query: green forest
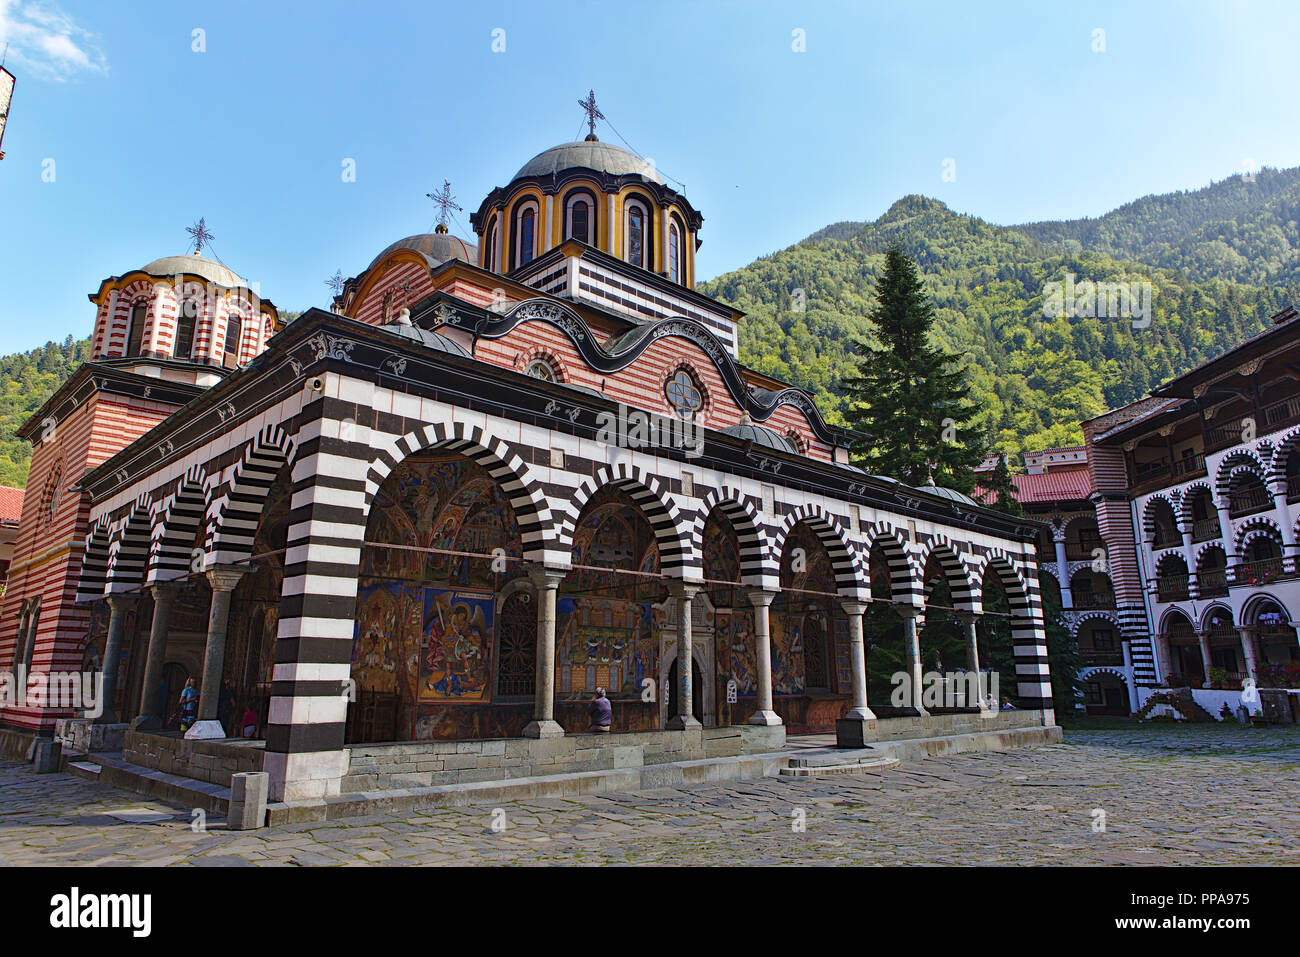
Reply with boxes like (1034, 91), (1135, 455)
(3, 168), (1300, 489)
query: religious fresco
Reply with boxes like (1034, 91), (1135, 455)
(555, 595), (654, 700)
(352, 582), (417, 698)
(769, 522), (844, 699)
(420, 589), (493, 701)
(363, 452), (524, 591)
(715, 608), (757, 695)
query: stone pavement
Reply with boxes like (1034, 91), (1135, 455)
(1, 722), (1298, 866)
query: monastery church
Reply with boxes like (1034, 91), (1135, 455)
(0, 100), (1053, 803)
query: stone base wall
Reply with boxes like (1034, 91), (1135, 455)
(0, 727), (42, 761)
(857, 709), (1049, 742)
(341, 725), (786, 793)
(122, 731), (265, 788)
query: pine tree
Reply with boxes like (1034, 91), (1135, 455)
(843, 244), (985, 492)
(982, 454), (1023, 516)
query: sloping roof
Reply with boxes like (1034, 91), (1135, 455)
(0, 485), (23, 524)
(1012, 468), (1094, 503)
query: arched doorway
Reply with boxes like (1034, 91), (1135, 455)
(666, 655), (703, 723)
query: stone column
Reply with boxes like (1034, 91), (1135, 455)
(523, 567), (566, 738)
(900, 606), (927, 717)
(1179, 523), (1198, 598)
(667, 581), (703, 730)
(188, 566), (246, 739)
(1270, 481), (1297, 572)
(1215, 500), (1235, 558)
(131, 582), (180, 730)
(744, 589), (781, 726)
(97, 594), (134, 724)
(1196, 628), (1215, 690)
(960, 613), (992, 710)
(1053, 529), (1073, 609)
(1239, 626), (1260, 684)
(835, 599), (876, 747)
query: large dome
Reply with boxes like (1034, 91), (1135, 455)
(367, 232), (477, 272)
(513, 140), (665, 185)
(140, 254), (246, 288)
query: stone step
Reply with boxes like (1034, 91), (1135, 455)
(65, 752), (230, 816)
(786, 747), (886, 768)
(779, 755), (900, 777)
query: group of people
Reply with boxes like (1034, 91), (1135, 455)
(174, 677), (260, 738)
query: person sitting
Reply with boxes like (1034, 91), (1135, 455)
(240, 705), (259, 739)
(589, 688), (612, 733)
(1000, 696), (1017, 711)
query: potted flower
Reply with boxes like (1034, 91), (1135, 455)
(1208, 666), (1230, 690)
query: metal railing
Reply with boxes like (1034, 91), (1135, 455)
(1081, 649), (1125, 666)
(1228, 483), (1273, 517)
(1072, 591), (1117, 610)
(1196, 569), (1228, 597)
(1233, 558), (1288, 586)
(1151, 528), (1181, 550)
(1191, 517), (1222, 543)
(1156, 575), (1190, 601)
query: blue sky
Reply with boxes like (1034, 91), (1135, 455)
(2, 0), (1299, 354)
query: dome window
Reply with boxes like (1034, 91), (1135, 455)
(483, 218), (498, 272)
(626, 200), (649, 269)
(565, 191), (596, 245)
(669, 221), (682, 284)
(224, 315), (242, 369)
(525, 359), (556, 382)
(126, 301), (148, 357)
(174, 299), (198, 360)
(513, 201), (538, 268)
(665, 369), (703, 420)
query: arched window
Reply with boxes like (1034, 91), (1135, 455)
(665, 368), (703, 420)
(173, 299), (197, 360)
(223, 315), (242, 368)
(525, 359), (556, 382)
(565, 191), (595, 245)
(483, 218), (498, 272)
(514, 201), (538, 268)
(496, 590), (536, 698)
(126, 301), (148, 357)
(626, 199), (650, 269)
(668, 221), (682, 283)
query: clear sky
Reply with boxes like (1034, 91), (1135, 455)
(2, 0), (1299, 354)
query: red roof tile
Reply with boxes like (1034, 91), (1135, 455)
(0, 486), (24, 524)
(1011, 468), (1094, 503)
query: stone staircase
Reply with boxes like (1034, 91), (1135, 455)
(1135, 688), (1217, 723)
(778, 747), (900, 778)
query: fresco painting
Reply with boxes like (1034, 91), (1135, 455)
(420, 589), (493, 701)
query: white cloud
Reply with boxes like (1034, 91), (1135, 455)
(0, 0), (107, 81)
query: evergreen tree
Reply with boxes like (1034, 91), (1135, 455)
(842, 244), (986, 491)
(982, 453), (1024, 516)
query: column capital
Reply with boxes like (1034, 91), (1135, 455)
(106, 593), (135, 613)
(149, 581), (183, 602)
(744, 588), (778, 609)
(951, 609), (978, 625)
(895, 604), (923, 620)
(839, 599), (869, 617)
(527, 565), (568, 590)
(206, 564), (249, 593)
(668, 580), (703, 600)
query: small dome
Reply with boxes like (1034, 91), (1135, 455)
(513, 140), (665, 185)
(721, 423), (795, 452)
(379, 321), (470, 357)
(368, 232), (477, 273)
(140, 254), (246, 288)
(916, 485), (979, 506)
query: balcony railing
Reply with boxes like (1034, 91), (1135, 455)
(1191, 517), (1222, 543)
(1171, 453), (1206, 480)
(1065, 543), (1103, 561)
(1156, 575), (1190, 602)
(1289, 474), (1300, 504)
(1206, 626), (1243, 644)
(1233, 558), (1289, 586)
(1205, 394), (1300, 456)
(1204, 423), (1242, 453)
(1072, 591), (1117, 610)
(1196, 569), (1228, 597)
(1151, 529), (1180, 550)
(1228, 484), (1273, 517)
(1263, 393), (1300, 431)
(1133, 458), (1169, 482)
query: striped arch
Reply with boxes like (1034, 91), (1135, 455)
(865, 521), (920, 605)
(691, 486), (777, 588)
(560, 463), (691, 577)
(208, 423), (295, 567)
(105, 498), (153, 594)
(1234, 515), (1281, 553)
(1215, 450), (1266, 498)
(1195, 541), (1227, 564)
(76, 517), (114, 604)
(147, 465), (211, 584)
(1179, 481), (1216, 525)
(1080, 666), (1129, 686)
(1142, 493), (1179, 540)
(1069, 610), (1119, 640)
(1154, 551), (1189, 576)
(1198, 602), (1233, 633)
(366, 420), (556, 565)
(979, 549), (1052, 710)
(775, 504), (867, 599)
(919, 535), (980, 613)
(1267, 425), (1300, 484)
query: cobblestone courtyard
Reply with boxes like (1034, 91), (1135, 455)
(2, 722), (1297, 866)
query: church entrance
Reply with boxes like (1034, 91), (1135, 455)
(666, 655), (702, 724)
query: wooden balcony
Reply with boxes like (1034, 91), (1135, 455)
(1072, 591), (1117, 610)
(1191, 517), (1222, 543)
(1228, 484), (1273, 518)
(1156, 574), (1190, 602)
(1206, 394), (1300, 455)
(1196, 569), (1228, 597)
(1233, 558), (1290, 587)
(1081, 649), (1125, 667)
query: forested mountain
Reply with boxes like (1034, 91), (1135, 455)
(703, 194), (1294, 457)
(0, 336), (93, 487)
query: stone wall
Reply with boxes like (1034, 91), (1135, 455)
(122, 731), (265, 787)
(340, 725), (785, 793)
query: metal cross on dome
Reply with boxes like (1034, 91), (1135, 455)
(326, 270), (346, 295)
(186, 218), (214, 255)
(578, 89), (603, 139)
(426, 179), (462, 229)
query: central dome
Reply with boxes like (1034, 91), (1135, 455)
(140, 254), (246, 288)
(513, 140), (664, 185)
